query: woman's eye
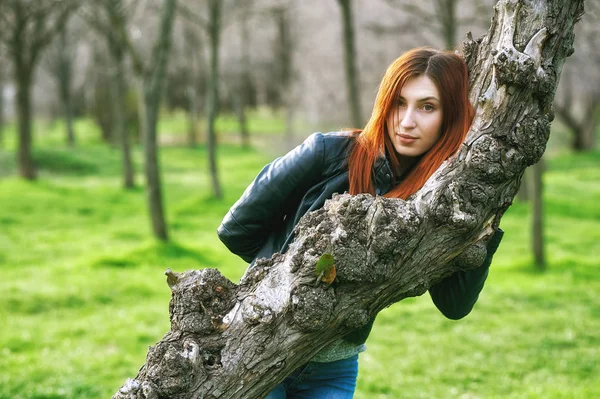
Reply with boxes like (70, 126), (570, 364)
(422, 104), (435, 111)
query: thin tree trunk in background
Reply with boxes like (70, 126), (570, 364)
(285, 96), (295, 145)
(0, 78), (4, 149)
(338, 0), (362, 128)
(532, 158), (545, 270)
(435, 0), (457, 49)
(184, 24), (199, 148)
(141, 0), (177, 241)
(112, 55), (135, 189)
(187, 86), (199, 147)
(206, 0), (223, 199)
(232, 92), (249, 148)
(16, 68), (36, 179)
(555, 100), (598, 151)
(238, 5), (251, 149)
(136, 81), (147, 145)
(58, 26), (76, 147)
(554, 70), (597, 152)
(142, 91), (168, 240)
(273, 5), (294, 145)
(581, 99), (598, 150)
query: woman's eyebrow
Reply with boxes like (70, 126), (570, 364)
(398, 96), (440, 102)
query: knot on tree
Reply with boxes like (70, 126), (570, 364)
(433, 180), (481, 231)
(291, 285), (336, 332)
(326, 195), (421, 283)
(112, 378), (158, 399)
(137, 337), (212, 399)
(507, 116), (550, 166)
(462, 31), (481, 71)
(345, 308), (370, 330)
(493, 46), (537, 87)
(467, 135), (513, 184)
(241, 296), (275, 325)
(453, 241), (488, 270)
(167, 268), (237, 335)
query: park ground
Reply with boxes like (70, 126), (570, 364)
(0, 114), (598, 398)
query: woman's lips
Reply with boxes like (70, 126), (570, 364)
(396, 133), (418, 143)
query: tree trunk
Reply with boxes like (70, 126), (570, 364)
(435, 0), (458, 49)
(554, 97), (597, 151)
(58, 26), (76, 147)
(187, 86), (199, 148)
(206, 0), (223, 199)
(580, 98), (598, 150)
(338, 0), (363, 129)
(272, 5), (294, 145)
(184, 24), (199, 148)
(113, 1), (584, 398)
(16, 67), (36, 180)
(140, 0), (177, 241)
(232, 92), (249, 149)
(0, 78), (4, 149)
(531, 158), (545, 270)
(142, 91), (168, 241)
(112, 54), (135, 189)
(285, 95), (295, 146)
(238, 5), (251, 149)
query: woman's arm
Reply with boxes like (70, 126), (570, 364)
(429, 228), (504, 320)
(217, 133), (325, 263)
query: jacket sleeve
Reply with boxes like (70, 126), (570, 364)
(217, 133), (325, 263)
(428, 228), (504, 320)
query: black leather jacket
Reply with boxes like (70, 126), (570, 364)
(218, 131), (504, 344)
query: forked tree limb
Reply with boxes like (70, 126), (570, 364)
(113, 1), (584, 398)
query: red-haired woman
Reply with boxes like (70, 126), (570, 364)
(218, 47), (503, 398)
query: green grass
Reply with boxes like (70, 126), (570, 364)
(1, 117), (599, 398)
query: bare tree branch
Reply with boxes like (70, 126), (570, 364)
(177, 1), (209, 30)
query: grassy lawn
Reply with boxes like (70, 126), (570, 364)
(0, 117), (598, 398)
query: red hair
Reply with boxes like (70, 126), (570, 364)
(348, 47), (474, 199)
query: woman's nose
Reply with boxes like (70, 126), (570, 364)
(400, 109), (416, 129)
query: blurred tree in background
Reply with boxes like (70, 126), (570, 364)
(0, 0), (79, 179)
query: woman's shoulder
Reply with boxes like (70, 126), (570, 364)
(309, 131), (357, 161)
(303, 131), (357, 175)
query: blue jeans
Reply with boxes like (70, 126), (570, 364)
(265, 354), (359, 399)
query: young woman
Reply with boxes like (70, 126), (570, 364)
(218, 47), (504, 398)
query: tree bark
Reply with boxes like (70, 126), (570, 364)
(206, 0), (223, 199)
(113, 1), (584, 398)
(337, 0), (363, 129)
(531, 158), (545, 270)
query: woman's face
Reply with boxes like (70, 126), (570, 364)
(386, 74), (443, 158)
